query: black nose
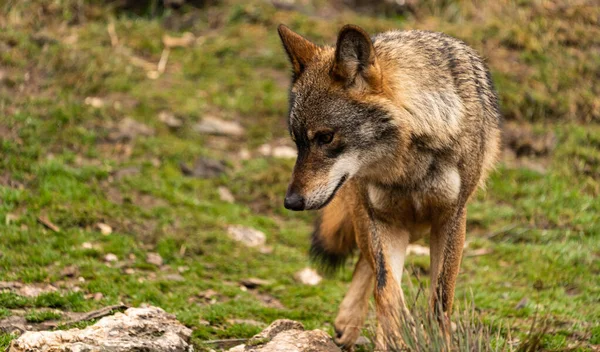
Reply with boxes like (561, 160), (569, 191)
(284, 193), (305, 211)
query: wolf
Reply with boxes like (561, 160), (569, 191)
(277, 23), (501, 349)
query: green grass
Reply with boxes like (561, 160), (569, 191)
(25, 310), (62, 323)
(0, 0), (599, 350)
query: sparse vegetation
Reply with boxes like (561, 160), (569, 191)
(0, 0), (598, 350)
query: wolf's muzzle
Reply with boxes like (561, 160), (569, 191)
(284, 192), (305, 211)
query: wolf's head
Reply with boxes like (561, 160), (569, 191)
(278, 24), (400, 211)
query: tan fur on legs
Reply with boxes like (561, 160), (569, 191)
(430, 206), (467, 327)
(370, 221), (411, 350)
(334, 254), (374, 348)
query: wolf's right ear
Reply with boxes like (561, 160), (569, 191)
(333, 25), (382, 92)
(278, 24), (319, 80)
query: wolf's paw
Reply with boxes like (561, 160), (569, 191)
(333, 315), (363, 349)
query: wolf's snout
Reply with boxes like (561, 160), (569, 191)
(284, 192), (305, 211)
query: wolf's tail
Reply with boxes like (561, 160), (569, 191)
(309, 182), (358, 274)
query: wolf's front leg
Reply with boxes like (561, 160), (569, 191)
(334, 254), (374, 348)
(370, 223), (411, 350)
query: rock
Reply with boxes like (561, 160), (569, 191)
(193, 117), (244, 137)
(18, 284), (58, 298)
(112, 166), (141, 180)
(180, 157), (226, 178)
(294, 268), (322, 286)
(164, 274), (185, 282)
(272, 146), (297, 159)
(146, 252), (164, 267)
(218, 186), (235, 203)
(60, 265), (79, 278)
(406, 244), (430, 256)
(228, 319), (341, 352)
(81, 242), (93, 249)
(227, 225), (266, 248)
(96, 223), (112, 235)
(108, 117), (155, 142)
(104, 253), (118, 263)
(258, 144), (296, 159)
(515, 297), (529, 310)
(84, 96), (105, 108)
(8, 306), (192, 352)
(158, 111), (183, 129)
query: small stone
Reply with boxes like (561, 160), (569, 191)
(239, 148), (251, 160)
(180, 157), (226, 179)
(218, 187), (235, 203)
(226, 225), (266, 248)
(198, 289), (218, 301)
(96, 223), (112, 235)
(407, 244), (430, 256)
(193, 116), (244, 137)
(258, 144), (272, 156)
(158, 111), (183, 128)
(177, 266), (189, 273)
(271, 146), (296, 159)
(78, 277), (86, 283)
(146, 252), (163, 266)
(259, 246), (273, 254)
(294, 268), (322, 286)
(60, 265), (78, 278)
(84, 97), (105, 108)
(164, 273), (185, 282)
(515, 297), (529, 310)
(104, 253), (118, 263)
(108, 117), (155, 142)
(93, 292), (104, 301)
(124, 268), (135, 275)
(199, 319), (210, 326)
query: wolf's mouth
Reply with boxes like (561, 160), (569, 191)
(315, 174), (348, 210)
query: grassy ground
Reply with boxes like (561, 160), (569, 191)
(0, 0), (599, 350)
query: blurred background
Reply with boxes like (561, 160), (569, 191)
(0, 0), (599, 350)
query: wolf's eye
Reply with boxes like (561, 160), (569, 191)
(316, 132), (334, 145)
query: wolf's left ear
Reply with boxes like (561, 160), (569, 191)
(278, 24), (319, 80)
(332, 25), (382, 92)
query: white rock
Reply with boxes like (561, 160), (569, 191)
(272, 146), (297, 159)
(258, 144), (272, 156)
(228, 319), (340, 352)
(406, 244), (430, 256)
(147, 252), (164, 266)
(194, 117), (244, 137)
(104, 253), (118, 262)
(227, 225), (266, 248)
(294, 268), (322, 286)
(84, 97), (104, 108)
(218, 186), (235, 203)
(158, 111), (183, 128)
(9, 306), (192, 352)
(96, 223), (112, 235)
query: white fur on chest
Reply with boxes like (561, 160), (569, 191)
(433, 166), (461, 203)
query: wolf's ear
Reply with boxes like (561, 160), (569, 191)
(278, 24), (319, 80)
(332, 25), (382, 92)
